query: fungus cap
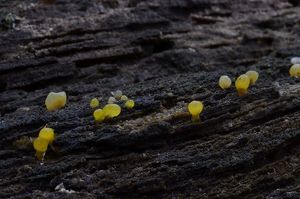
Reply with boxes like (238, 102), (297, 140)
(103, 104), (121, 118)
(90, 98), (100, 108)
(125, 99), (135, 109)
(188, 101), (203, 116)
(33, 137), (49, 153)
(218, 75), (232, 89)
(120, 95), (128, 102)
(39, 127), (55, 144)
(45, 91), (67, 111)
(289, 64), (300, 78)
(108, 97), (117, 104)
(235, 74), (250, 96)
(245, 70), (259, 85)
(112, 90), (122, 100)
(93, 109), (106, 122)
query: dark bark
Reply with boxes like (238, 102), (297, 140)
(0, 0), (299, 198)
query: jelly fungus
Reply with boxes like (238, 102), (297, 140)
(291, 57), (300, 64)
(120, 95), (128, 102)
(108, 97), (117, 104)
(125, 99), (135, 109)
(39, 127), (55, 144)
(90, 98), (100, 108)
(245, 70), (259, 85)
(218, 75), (232, 89)
(93, 109), (106, 122)
(289, 64), (300, 78)
(188, 101), (203, 122)
(33, 137), (48, 160)
(45, 91), (67, 111)
(103, 104), (121, 118)
(112, 90), (122, 100)
(235, 74), (250, 96)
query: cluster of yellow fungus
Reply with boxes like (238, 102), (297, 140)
(45, 91), (67, 111)
(93, 104), (121, 122)
(218, 75), (232, 89)
(90, 98), (100, 109)
(33, 127), (55, 160)
(234, 70), (259, 96)
(289, 64), (300, 78)
(188, 101), (204, 122)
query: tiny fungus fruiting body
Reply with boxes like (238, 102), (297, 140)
(90, 98), (100, 108)
(45, 91), (67, 111)
(112, 90), (122, 100)
(188, 101), (203, 122)
(120, 95), (128, 102)
(245, 70), (259, 85)
(235, 74), (250, 96)
(125, 99), (135, 109)
(218, 75), (232, 89)
(108, 97), (117, 104)
(103, 104), (121, 118)
(39, 127), (55, 144)
(289, 64), (300, 78)
(93, 108), (106, 122)
(291, 57), (300, 64)
(33, 137), (49, 160)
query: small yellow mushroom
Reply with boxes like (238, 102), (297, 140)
(108, 97), (117, 104)
(125, 99), (135, 109)
(103, 104), (121, 119)
(245, 70), (259, 85)
(39, 127), (55, 144)
(111, 90), (122, 100)
(33, 137), (49, 160)
(218, 75), (232, 89)
(90, 98), (100, 109)
(289, 64), (300, 78)
(120, 95), (128, 102)
(93, 108), (106, 122)
(188, 101), (203, 122)
(45, 91), (67, 111)
(235, 74), (250, 96)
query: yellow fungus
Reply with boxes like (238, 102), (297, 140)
(33, 137), (48, 152)
(103, 104), (121, 118)
(125, 99), (135, 109)
(112, 90), (122, 100)
(188, 101), (203, 122)
(245, 70), (259, 85)
(39, 127), (55, 144)
(289, 64), (300, 78)
(93, 109), (106, 122)
(235, 74), (250, 96)
(108, 97), (117, 104)
(120, 95), (128, 102)
(90, 98), (100, 108)
(218, 75), (232, 89)
(45, 91), (67, 111)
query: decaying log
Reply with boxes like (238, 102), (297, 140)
(0, 0), (299, 198)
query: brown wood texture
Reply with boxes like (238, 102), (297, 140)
(0, 0), (300, 198)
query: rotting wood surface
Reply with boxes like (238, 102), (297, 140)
(0, 0), (299, 198)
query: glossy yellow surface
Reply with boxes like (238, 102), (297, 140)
(103, 104), (121, 118)
(235, 74), (250, 96)
(45, 91), (67, 111)
(289, 64), (300, 78)
(125, 99), (135, 109)
(39, 127), (55, 144)
(93, 108), (106, 122)
(188, 101), (203, 122)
